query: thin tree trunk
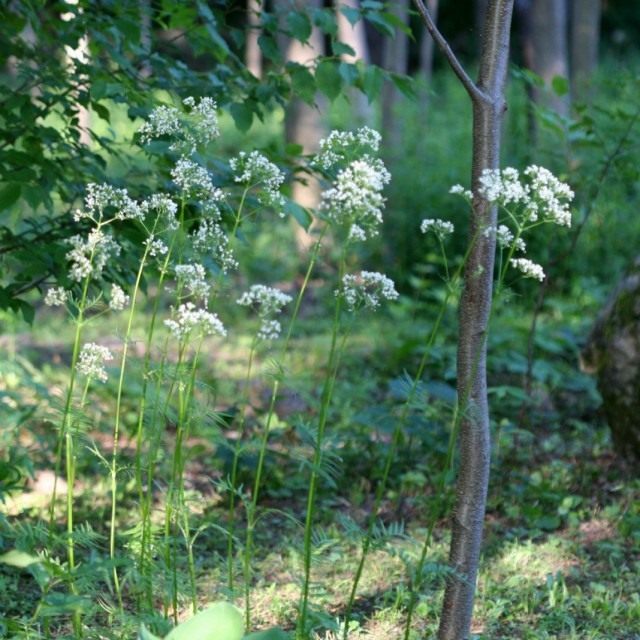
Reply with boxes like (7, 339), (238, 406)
(381, 0), (410, 153)
(529, 0), (570, 116)
(246, 0), (262, 78)
(570, 0), (600, 102)
(335, 0), (373, 124)
(413, 2), (514, 638)
(140, 0), (152, 78)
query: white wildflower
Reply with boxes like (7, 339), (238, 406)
(348, 224), (367, 242)
(171, 158), (223, 202)
(236, 284), (293, 341)
(421, 218), (454, 237)
(76, 342), (113, 383)
(140, 194), (179, 230)
(191, 219), (238, 273)
(229, 151), (286, 209)
(174, 263), (211, 303)
(479, 167), (528, 206)
(523, 165), (574, 227)
(164, 302), (226, 340)
(66, 229), (121, 282)
(510, 258), (545, 281)
(488, 225), (526, 252)
(109, 284), (130, 311)
(74, 183), (143, 222)
(183, 96), (219, 148)
(138, 105), (182, 144)
(337, 271), (399, 311)
(144, 236), (169, 258)
(449, 184), (473, 199)
(320, 158), (390, 239)
(44, 287), (68, 307)
(315, 127), (382, 171)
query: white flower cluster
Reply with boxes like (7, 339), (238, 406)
(174, 263), (211, 303)
(74, 183), (143, 223)
(236, 284), (293, 340)
(484, 224), (526, 252)
(66, 229), (121, 282)
(138, 97), (219, 154)
(315, 127), (381, 171)
(164, 302), (226, 340)
(191, 219), (238, 273)
(320, 158), (391, 240)
(478, 166), (573, 227)
(449, 184), (473, 199)
(76, 342), (114, 383)
(229, 151), (286, 210)
(171, 158), (223, 207)
(144, 236), (169, 258)
(337, 271), (399, 311)
(109, 284), (130, 311)
(510, 258), (545, 281)
(44, 287), (69, 307)
(140, 193), (179, 230)
(421, 218), (455, 237)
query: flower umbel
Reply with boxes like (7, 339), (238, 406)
(109, 284), (130, 311)
(44, 287), (69, 307)
(229, 151), (286, 210)
(510, 258), (545, 281)
(164, 302), (226, 341)
(421, 218), (455, 237)
(76, 343), (114, 383)
(236, 285), (293, 340)
(337, 271), (399, 311)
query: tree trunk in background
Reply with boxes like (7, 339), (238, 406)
(335, 0), (373, 124)
(529, 0), (570, 116)
(419, 0), (439, 82)
(475, 0), (489, 48)
(139, 0), (152, 78)
(277, 0), (325, 251)
(570, 0), (600, 102)
(62, 0), (90, 146)
(381, 0), (410, 153)
(246, 0), (262, 78)
(413, 1), (514, 637)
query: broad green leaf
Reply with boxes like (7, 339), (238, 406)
(288, 63), (316, 104)
(230, 103), (253, 132)
(287, 11), (312, 42)
(315, 59), (342, 101)
(312, 8), (337, 36)
(138, 624), (162, 640)
(258, 33), (282, 64)
(390, 72), (417, 99)
(339, 5), (361, 27)
(165, 603), (244, 640)
(284, 200), (313, 230)
(0, 549), (40, 568)
(331, 41), (356, 57)
(361, 65), (383, 103)
(0, 183), (21, 214)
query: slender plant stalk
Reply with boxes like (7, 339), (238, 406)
(227, 340), (257, 592)
(241, 226), (327, 629)
(109, 234), (156, 608)
(297, 248), (348, 639)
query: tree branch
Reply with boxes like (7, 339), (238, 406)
(412, 0), (488, 104)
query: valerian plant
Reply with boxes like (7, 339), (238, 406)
(32, 92), (573, 640)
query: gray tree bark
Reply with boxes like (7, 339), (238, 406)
(381, 0), (410, 153)
(530, 0), (570, 116)
(413, 2), (514, 638)
(246, 0), (262, 78)
(419, 0), (439, 82)
(570, 0), (600, 102)
(335, 0), (373, 124)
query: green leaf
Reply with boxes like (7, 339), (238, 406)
(138, 624), (162, 640)
(339, 5), (360, 27)
(230, 103), (253, 132)
(258, 33), (282, 64)
(315, 59), (342, 101)
(165, 602), (244, 640)
(312, 8), (337, 37)
(390, 72), (417, 99)
(361, 65), (383, 102)
(551, 75), (569, 97)
(284, 199), (313, 231)
(92, 102), (111, 123)
(288, 63), (316, 104)
(0, 550), (40, 568)
(287, 10), (312, 42)
(331, 40), (356, 57)
(0, 183), (21, 214)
